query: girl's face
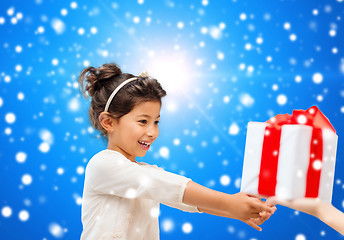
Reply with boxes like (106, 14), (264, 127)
(108, 101), (161, 162)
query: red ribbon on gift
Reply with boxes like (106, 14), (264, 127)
(258, 106), (335, 197)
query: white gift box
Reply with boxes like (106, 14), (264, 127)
(240, 121), (338, 202)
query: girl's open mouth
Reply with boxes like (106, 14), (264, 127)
(138, 141), (151, 150)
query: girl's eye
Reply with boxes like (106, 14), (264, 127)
(139, 120), (147, 124)
(154, 121), (160, 125)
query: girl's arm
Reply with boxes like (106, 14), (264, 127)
(183, 181), (276, 231)
(267, 197), (344, 235)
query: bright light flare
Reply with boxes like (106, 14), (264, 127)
(147, 55), (193, 94)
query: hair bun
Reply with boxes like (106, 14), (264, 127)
(96, 63), (122, 80)
(78, 63), (123, 99)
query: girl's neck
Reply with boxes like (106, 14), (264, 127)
(106, 146), (138, 163)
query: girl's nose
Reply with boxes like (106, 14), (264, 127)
(146, 125), (158, 138)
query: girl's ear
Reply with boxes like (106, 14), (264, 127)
(99, 112), (116, 133)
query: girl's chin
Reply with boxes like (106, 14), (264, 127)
(137, 151), (147, 157)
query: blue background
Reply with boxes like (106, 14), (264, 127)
(0, 0), (344, 239)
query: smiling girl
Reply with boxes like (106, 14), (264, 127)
(78, 63), (275, 240)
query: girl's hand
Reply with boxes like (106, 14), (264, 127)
(183, 181), (276, 231)
(228, 192), (276, 231)
(252, 209), (274, 224)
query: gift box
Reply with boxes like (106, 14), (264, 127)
(240, 106), (338, 202)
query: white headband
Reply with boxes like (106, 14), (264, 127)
(104, 71), (148, 112)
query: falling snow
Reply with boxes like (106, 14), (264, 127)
(182, 222), (193, 234)
(220, 175), (231, 186)
(18, 210), (29, 222)
(159, 146), (169, 159)
(313, 73), (323, 84)
(51, 18), (66, 34)
(295, 234), (306, 240)
(277, 94), (288, 105)
(229, 122), (240, 135)
(49, 223), (64, 238)
(15, 152), (27, 163)
(2, 206), (12, 218)
(1, 0), (343, 239)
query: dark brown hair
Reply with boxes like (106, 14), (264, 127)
(78, 63), (166, 138)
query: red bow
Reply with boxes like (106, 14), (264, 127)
(266, 106), (335, 132)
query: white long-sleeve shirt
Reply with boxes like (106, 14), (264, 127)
(80, 149), (200, 240)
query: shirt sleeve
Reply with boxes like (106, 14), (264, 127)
(85, 151), (197, 209)
(149, 165), (201, 213)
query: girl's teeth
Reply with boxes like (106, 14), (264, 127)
(139, 141), (149, 147)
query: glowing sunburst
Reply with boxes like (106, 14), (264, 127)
(145, 53), (193, 94)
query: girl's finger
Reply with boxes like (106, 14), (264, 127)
(261, 212), (271, 221)
(257, 202), (275, 213)
(245, 219), (262, 231)
(246, 193), (261, 199)
(250, 217), (264, 225)
(249, 212), (261, 218)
